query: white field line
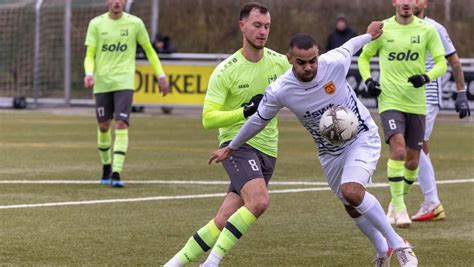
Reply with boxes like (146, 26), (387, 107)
(0, 180), (329, 185)
(0, 178), (473, 186)
(0, 178), (472, 210)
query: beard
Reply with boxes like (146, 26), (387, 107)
(245, 36), (265, 50)
(300, 73), (316, 82)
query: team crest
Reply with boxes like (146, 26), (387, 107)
(324, 81), (336, 94)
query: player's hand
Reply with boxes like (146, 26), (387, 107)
(209, 146), (234, 164)
(365, 78), (381, 97)
(242, 94), (263, 118)
(455, 91), (471, 119)
(407, 74), (430, 88)
(84, 74), (95, 89)
(367, 21), (383, 40)
(158, 76), (170, 96)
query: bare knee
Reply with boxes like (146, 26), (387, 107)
(391, 147), (406, 161)
(245, 193), (269, 218)
(341, 182), (365, 207)
(389, 135), (406, 160)
(240, 178), (270, 217)
(215, 211), (233, 230)
(405, 149), (421, 170)
(98, 121), (111, 132)
(115, 120), (128, 129)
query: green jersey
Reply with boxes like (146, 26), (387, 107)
(85, 12), (151, 94)
(205, 48), (291, 157)
(359, 16), (446, 114)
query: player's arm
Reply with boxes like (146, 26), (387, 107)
(447, 53), (470, 118)
(137, 20), (169, 96)
(357, 25), (382, 97)
(447, 53), (466, 92)
(202, 94), (263, 129)
(209, 88), (282, 164)
(84, 20), (97, 89)
(83, 46), (96, 88)
(202, 100), (245, 129)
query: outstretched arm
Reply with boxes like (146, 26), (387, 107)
(208, 113), (272, 164)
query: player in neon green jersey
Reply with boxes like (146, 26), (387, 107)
(164, 3), (290, 266)
(358, 0), (446, 228)
(84, 0), (169, 187)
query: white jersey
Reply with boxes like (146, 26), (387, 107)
(230, 34), (378, 157)
(424, 16), (456, 106)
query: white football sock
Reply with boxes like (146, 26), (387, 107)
(356, 192), (405, 249)
(418, 151), (440, 204)
(353, 215), (389, 257)
(163, 255), (184, 267)
(201, 250), (222, 267)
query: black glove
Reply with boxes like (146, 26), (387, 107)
(455, 91), (471, 119)
(242, 94), (263, 118)
(365, 78), (381, 97)
(408, 74), (430, 88)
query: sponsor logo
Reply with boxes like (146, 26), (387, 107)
(121, 29), (129, 37)
(119, 113), (128, 118)
(324, 81), (336, 94)
(238, 83), (249, 89)
(386, 39), (394, 43)
(388, 50), (419, 61)
(268, 74), (277, 84)
(102, 42), (128, 52)
(411, 35), (420, 44)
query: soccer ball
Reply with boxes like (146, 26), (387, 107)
(319, 106), (359, 145)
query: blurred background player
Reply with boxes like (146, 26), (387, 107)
(358, 0), (446, 228)
(209, 26), (418, 267)
(411, 0), (470, 222)
(326, 15), (359, 54)
(153, 32), (177, 54)
(164, 3), (290, 266)
(84, 0), (169, 187)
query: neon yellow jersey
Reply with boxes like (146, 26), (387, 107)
(359, 16), (445, 114)
(85, 12), (151, 94)
(205, 48), (291, 157)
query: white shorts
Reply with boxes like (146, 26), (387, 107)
(424, 104), (440, 141)
(319, 130), (381, 205)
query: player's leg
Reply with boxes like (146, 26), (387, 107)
(341, 181), (418, 267)
(94, 92), (114, 184)
(380, 110), (410, 227)
(344, 204), (391, 262)
(164, 193), (243, 267)
(110, 90), (134, 187)
(401, 113), (425, 197)
(414, 105), (445, 221)
(337, 136), (417, 267)
(202, 144), (275, 266)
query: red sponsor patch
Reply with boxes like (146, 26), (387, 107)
(324, 81), (336, 94)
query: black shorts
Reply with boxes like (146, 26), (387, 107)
(94, 90), (134, 125)
(220, 142), (277, 194)
(380, 110), (425, 150)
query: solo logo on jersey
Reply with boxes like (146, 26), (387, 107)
(388, 50), (419, 61)
(102, 42), (128, 52)
(324, 81), (336, 94)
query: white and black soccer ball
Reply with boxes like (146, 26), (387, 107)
(319, 106), (359, 145)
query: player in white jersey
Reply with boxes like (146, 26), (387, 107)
(209, 22), (418, 267)
(412, 0), (470, 222)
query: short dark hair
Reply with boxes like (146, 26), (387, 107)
(289, 33), (317, 50)
(240, 2), (268, 20)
